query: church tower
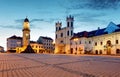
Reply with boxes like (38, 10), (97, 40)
(22, 17), (30, 47)
(66, 15), (74, 37)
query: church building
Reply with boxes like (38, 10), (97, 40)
(55, 15), (74, 54)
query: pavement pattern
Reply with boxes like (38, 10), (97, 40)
(0, 53), (120, 77)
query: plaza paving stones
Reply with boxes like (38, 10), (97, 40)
(0, 53), (120, 77)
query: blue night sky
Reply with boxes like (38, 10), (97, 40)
(0, 0), (120, 50)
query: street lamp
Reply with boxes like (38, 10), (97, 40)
(73, 38), (78, 54)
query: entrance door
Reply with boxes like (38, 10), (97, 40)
(95, 50), (98, 54)
(106, 40), (111, 55)
(70, 48), (73, 54)
(107, 47), (111, 55)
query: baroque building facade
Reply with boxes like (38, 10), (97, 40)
(71, 22), (120, 55)
(55, 15), (74, 54)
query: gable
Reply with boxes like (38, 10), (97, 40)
(104, 22), (120, 34)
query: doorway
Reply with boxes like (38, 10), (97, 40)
(95, 50), (98, 54)
(106, 40), (111, 55)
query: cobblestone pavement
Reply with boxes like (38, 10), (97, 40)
(0, 53), (120, 77)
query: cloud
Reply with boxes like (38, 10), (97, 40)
(30, 18), (62, 24)
(73, 13), (106, 18)
(72, 13), (107, 23)
(89, 0), (120, 10)
(15, 18), (44, 23)
(15, 18), (62, 24)
(0, 24), (42, 30)
(30, 19), (44, 23)
(65, 0), (120, 10)
(15, 19), (24, 23)
(1, 18), (60, 30)
(0, 25), (22, 30)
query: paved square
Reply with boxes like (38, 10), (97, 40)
(0, 53), (120, 77)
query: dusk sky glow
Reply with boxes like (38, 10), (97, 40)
(0, 0), (120, 50)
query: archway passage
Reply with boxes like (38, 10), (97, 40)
(99, 50), (102, 54)
(70, 48), (73, 54)
(58, 46), (65, 54)
(116, 49), (120, 54)
(107, 47), (111, 55)
(95, 50), (98, 54)
(106, 40), (112, 55)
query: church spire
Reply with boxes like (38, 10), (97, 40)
(24, 17), (29, 22)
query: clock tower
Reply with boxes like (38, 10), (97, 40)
(22, 17), (30, 47)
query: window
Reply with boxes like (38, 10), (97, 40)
(56, 34), (57, 39)
(61, 33), (63, 37)
(79, 41), (81, 44)
(71, 30), (73, 36)
(71, 22), (73, 27)
(67, 22), (69, 27)
(60, 40), (63, 43)
(59, 27), (61, 30)
(67, 31), (69, 36)
(116, 49), (120, 54)
(95, 42), (97, 46)
(116, 40), (118, 44)
(56, 27), (57, 31)
(89, 41), (91, 44)
(101, 42), (103, 45)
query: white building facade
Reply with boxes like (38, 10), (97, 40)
(7, 35), (22, 52)
(55, 15), (74, 54)
(0, 46), (4, 52)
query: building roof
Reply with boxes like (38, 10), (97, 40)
(40, 36), (53, 40)
(75, 31), (88, 37)
(24, 18), (29, 22)
(71, 31), (87, 40)
(95, 28), (106, 36)
(0, 46), (4, 48)
(30, 41), (40, 44)
(7, 35), (22, 40)
(71, 22), (120, 39)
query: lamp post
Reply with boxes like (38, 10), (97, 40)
(73, 38), (78, 54)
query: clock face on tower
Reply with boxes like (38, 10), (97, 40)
(26, 33), (28, 36)
(26, 33), (29, 39)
